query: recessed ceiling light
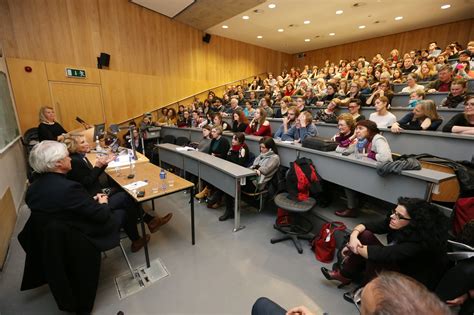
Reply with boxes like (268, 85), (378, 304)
(305, 39), (310, 42)
(222, 25), (228, 29)
(304, 20), (311, 24)
(359, 25), (366, 29)
(257, 35), (263, 39)
(278, 28), (284, 32)
(329, 32), (336, 36)
(441, 4), (451, 9)
(394, 16), (403, 20)
(336, 10), (343, 15)
(242, 15), (250, 20)
(268, 3), (276, 9)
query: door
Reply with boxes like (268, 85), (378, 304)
(49, 82), (105, 132)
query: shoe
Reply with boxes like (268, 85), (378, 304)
(207, 201), (222, 209)
(131, 234), (150, 252)
(321, 267), (351, 287)
(147, 213), (173, 233)
(343, 286), (364, 305)
(195, 186), (209, 199)
(335, 208), (358, 218)
(219, 209), (234, 221)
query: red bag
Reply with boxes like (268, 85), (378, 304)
(453, 197), (474, 236)
(311, 221), (346, 263)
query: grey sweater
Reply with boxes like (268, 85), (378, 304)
(251, 150), (280, 188)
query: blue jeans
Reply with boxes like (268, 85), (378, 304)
(251, 297), (286, 315)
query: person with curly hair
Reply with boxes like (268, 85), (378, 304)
(322, 197), (449, 291)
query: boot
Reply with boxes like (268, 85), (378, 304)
(131, 234), (151, 252)
(321, 267), (352, 287)
(219, 206), (234, 221)
(147, 213), (173, 233)
(335, 208), (358, 218)
(195, 186), (209, 199)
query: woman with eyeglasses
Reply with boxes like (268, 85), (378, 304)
(442, 95), (474, 135)
(347, 99), (366, 122)
(322, 197), (449, 292)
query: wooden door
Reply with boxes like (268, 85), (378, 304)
(49, 82), (105, 132)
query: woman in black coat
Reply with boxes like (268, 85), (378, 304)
(321, 197), (449, 292)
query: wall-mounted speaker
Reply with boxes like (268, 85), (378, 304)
(97, 52), (110, 69)
(202, 33), (211, 44)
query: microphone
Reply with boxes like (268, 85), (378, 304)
(76, 116), (86, 124)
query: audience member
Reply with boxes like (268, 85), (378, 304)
(401, 74), (425, 93)
(232, 109), (249, 132)
(274, 106), (300, 139)
(245, 107), (272, 136)
(426, 65), (453, 92)
(369, 96), (397, 128)
(347, 98), (366, 122)
(440, 78), (467, 108)
(333, 113), (356, 154)
(315, 98), (340, 123)
(442, 95), (474, 134)
(391, 100), (442, 133)
(281, 111), (318, 143)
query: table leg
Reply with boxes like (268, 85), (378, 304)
(139, 204), (151, 268)
(424, 182), (435, 202)
(233, 179), (245, 232)
(190, 186), (195, 245)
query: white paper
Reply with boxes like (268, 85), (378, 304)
(123, 181), (148, 191)
(176, 146), (196, 151)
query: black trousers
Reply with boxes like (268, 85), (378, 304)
(108, 191), (142, 241)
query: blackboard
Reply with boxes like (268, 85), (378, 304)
(0, 71), (20, 152)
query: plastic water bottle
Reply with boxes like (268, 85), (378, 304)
(128, 149), (135, 176)
(355, 138), (367, 159)
(160, 169), (167, 191)
(95, 136), (101, 151)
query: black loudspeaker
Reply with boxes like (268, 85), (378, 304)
(202, 33), (211, 44)
(97, 52), (110, 69)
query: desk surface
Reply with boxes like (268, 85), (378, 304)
(86, 149), (149, 169)
(157, 143), (256, 178)
(106, 162), (193, 202)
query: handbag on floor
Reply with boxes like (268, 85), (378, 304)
(311, 221), (347, 263)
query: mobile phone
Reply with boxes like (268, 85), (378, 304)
(137, 191), (145, 197)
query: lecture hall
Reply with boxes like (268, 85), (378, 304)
(0, 0), (473, 314)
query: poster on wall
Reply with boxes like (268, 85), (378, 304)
(0, 71), (20, 153)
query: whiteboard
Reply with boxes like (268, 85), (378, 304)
(0, 71), (20, 152)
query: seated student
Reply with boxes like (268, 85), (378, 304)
(391, 100), (442, 133)
(247, 136), (280, 192)
(231, 109), (249, 132)
(252, 272), (451, 315)
(243, 100), (256, 117)
(401, 74), (425, 94)
(210, 98), (225, 113)
(295, 96), (306, 113)
(259, 96), (274, 118)
(177, 104), (186, 120)
(347, 98), (366, 122)
(196, 125), (212, 152)
(358, 76), (372, 94)
(440, 79), (467, 108)
(365, 80), (394, 106)
(436, 220), (474, 315)
(245, 107), (272, 137)
(37, 106), (68, 142)
(415, 61), (438, 82)
(157, 107), (168, 124)
(177, 109), (192, 127)
(324, 197), (449, 292)
(316, 83), (339, 106)
(139, 112), (155, 131)
(195, 126), (230, 201)
(282, 111), (318, 143)
(335, 120), (392, 218)
(442, 96), (474, 134)
(342, 82), (367, 105)
(426, 65), (453, 92)
(303, 88), (318, 106)
(224, 98), (242, 116)
(369, 96), (397, 128)
(333, 113), (356, 154)
(455, 60), (474, 79)
(407, 89), (426, 108)
(64, 136), (172, 243)
(126, 128), (144, 153)
(218, 133), (251, 220)
(213, 112), (231, 131)
(314, 98), (340, 123)
(274, 96), (292, 118)
(274, 106), (300, 139)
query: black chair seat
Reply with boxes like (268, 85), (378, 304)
(274, 192), (315, 213)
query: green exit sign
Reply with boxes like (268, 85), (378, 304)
(65, 68), (86, 78)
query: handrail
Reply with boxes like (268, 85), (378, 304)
(118, 72), (267, 125)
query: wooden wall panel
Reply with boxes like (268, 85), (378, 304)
(293, 19), (474, 68)
(0, 0), (288, 80)
(45, 62), (101, 84)
(0, 188), (17, 270)
(6, 58), (52, 133)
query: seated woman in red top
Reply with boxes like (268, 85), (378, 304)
(245, 107), (272, 137)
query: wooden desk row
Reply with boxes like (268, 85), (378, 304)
(156, 143), (255, 232)
(159, 126), (455, 207)
(392, 79), (474, 93)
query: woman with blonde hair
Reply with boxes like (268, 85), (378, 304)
(391, 100), (442, 133)
(415, 61), (438, 82)
(37, 106), (68, 142)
